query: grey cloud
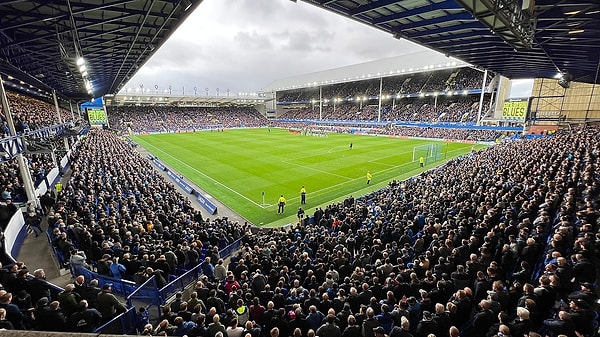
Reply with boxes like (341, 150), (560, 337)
(233, 30), (274, 50)
(124, 0), (439, 94)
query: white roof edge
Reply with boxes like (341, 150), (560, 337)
(261, 51), (469, 92)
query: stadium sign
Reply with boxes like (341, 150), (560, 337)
(502, 98), (530, 121)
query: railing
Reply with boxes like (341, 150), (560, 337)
(126, 275), (161, 319)
(76, 267), (138, 298)
(92, 306), (137, 335)
(159, 263), (203, 305)
(219, 236), (244, 260)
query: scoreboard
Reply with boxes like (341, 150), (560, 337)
(502, 98), (530, 121)
(86, 108), (108, 125)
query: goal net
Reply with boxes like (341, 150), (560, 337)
(412, 144), (443, 164)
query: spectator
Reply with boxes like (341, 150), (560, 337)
(96, 283), (126, 322)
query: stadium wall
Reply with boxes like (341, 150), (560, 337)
(530, 78), (600, 121)
(492, 76), (513, 119)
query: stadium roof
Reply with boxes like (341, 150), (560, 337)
(0, 0), (199, 101)
(1, 0), (598, 103)
(299, 0), (600, 84)
(262, 51), (470, 92)
(106, 92), (271, 107)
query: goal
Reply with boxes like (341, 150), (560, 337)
(412, 144), (443, 164)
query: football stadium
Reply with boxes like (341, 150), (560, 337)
(0, 1), (600, 336)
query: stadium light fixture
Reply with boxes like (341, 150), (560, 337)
(76, 57), (85, 66)
(182, 0), (193, 11)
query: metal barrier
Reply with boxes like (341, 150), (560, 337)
(159, 263), (202, 305)
(68, 235), (246, 335)
(126, 275), (161, 319)
(92, 306), (137, 335)
(219, 236), (244, 259)
(76, 267), (137, 298)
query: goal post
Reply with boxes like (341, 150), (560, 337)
(412, 144), (443, 164)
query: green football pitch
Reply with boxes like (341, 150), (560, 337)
(132, 128), (480, 227)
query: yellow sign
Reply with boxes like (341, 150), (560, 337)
(502, 98), (529, 121)
(87, 108), (108, 125)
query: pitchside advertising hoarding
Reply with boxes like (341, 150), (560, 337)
(502, 97), (530, 121)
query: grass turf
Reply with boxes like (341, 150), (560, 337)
(132, 128), (480, 227)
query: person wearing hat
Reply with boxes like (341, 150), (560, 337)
(415, 311), (440, 337)
(568, 298), (594, 336)
(96, 283), (127, 323)
(0, 191), (17, 231)
(568, 282), (597, 308)
(373, 326), (388, 337)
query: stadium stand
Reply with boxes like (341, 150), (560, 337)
(107, 106), (267, 133)
(1, 90), (599, 337)
(277, 67), (489, 105)
(0, 91), (72, 134)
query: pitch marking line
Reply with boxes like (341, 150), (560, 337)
(137, 140), (265, 208)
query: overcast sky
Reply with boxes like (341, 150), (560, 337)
(123, 0), (433, 95)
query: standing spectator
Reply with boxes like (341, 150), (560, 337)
(26, 269), (52, 303)
(317, 314), (342, 337)
(362, 308), (381, 337)
(542, 311), (576, 337)
(96, 283), (127, 322)
(69, 248), (90, 276)
(0, 308), (14, 330)
(0, 193), (18, 230)
(414, 311), (439, 337)
(208, 314), (227, 337)
(109, 257), (126, 280)
(25, 210), (43, 238)
(66, 299), (102, 332)
(57, 284), (81, 317)
(214, 259), (227, 282)
(0, 291), (25, 330)
(226, 317), (244, 337)
(201, 257), (215, 280)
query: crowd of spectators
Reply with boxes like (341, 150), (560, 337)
(81, 124), (599, 337)
(279, 95), (491, 125)
(447, 68), (492, 91)
(107, 106), (267, 133)
(2, 128), (254, 332)
(0, 90), (77, 202)
(0, 91), (72, 136)
(381, 126), (504, 142)
(2, 89), (598, 337)
(277, 66), (488, 104)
